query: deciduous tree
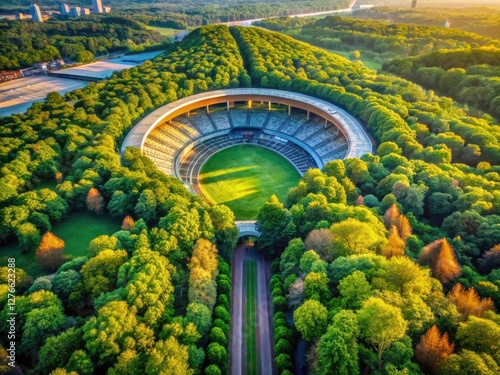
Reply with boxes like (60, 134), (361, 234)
(146, 337), (193, 375)
(305, 228), (334, 261)
(317, 310), (360, 375)
(293, 299), (328, 342)
(356, 297), (408, 366)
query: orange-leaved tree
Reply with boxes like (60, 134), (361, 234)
(396, 214), (412, 241)
(36, 232), (65, 271)
(121, 215), (135, 231)
(354, 195), (365, 206)
(419, 238), (461, 284)
(447, 283), (494, 320)
(381, 226), (406, 258)
(383, 203), (401, 229)
(415, 325), (454, 374)
(86, 187), (104, 215)
(383, 203), (412, 240)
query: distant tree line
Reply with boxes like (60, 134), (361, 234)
(256, 15), (500, 65)
(382, 47), (500, 119)
(0, 15), (164, 70)
(352, 6), (500, 40)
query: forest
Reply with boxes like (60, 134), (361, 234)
(0, 16), (165, 70)
(0, 25), (244, 374)
(0, 0), (350, 25)
(256, 15), (500, 68)
(382, 47), (500, 119)
(0, 22), (499, 374)
(352, 6), (500, 39)
(235, 26), (500, 375)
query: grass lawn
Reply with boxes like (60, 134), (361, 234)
(245, 259), (258, 375)
(199, 145), (300, 220)
(327, 49), (383, 71)
(146, 26), (184, 39)
(0, 211), (121, 278)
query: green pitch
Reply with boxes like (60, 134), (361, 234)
(199, 145), (300, 220)
(245, 259), (258, 375)
(0, 212), (120, 277)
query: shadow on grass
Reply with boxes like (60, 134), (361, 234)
(199, 165), (258, 184)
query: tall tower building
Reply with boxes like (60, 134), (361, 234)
(92, 0), (103, 13)
(411, 0), (417, 8)
(59, 3), (70, 16)
(30, 4), (44, 22)
(69, 6), (81, 17)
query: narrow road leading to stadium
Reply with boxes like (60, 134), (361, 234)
(230, 243), (275, 375)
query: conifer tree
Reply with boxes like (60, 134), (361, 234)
(397, 214), (412, 241)
(381, 226), (406, 258)
(86, 188), (104, 215)
(415, 325), (454, 375)
(448, 283), (494, 320)
(121, 216), (135, 231)
(383, 203), (401, 229)
(419, 238), (461, 284)
(36, 232), (65, 271)
(354, 195), (365, 206)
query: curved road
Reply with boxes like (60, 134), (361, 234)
(230, 243), (275, 375)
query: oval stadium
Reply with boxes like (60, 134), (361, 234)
(122, 88), (373, 207)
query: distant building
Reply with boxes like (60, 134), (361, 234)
(445, 20), (451, 28)
(92, 0), (103, 13)
(34, 62), (49, 70)
(80, 8), (90, 16)
(103, 6), (111, 13)
(16, 12), (26, 20)
(30, 4), (44, 22)
(0, 70), (22, 82)
(411, 0), (417, 8)
(20, 67), (36, 77)
(59, 3), (70, 16)
(69, 6), (80, 17)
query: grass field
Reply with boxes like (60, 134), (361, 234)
(199, 145), (300, 219)
(327, 49), (383, 71)
(0, 211), (121, 277)
(245, 259), (258, 375)
(146, 26), (185, 39)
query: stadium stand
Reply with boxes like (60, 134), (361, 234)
(141, 106), (350, 190)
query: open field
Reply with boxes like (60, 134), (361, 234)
(146, 26), (185, 38)
(0, 211), (121, 277)
(0, 51), (165, 118)
(327, 49), (382, 71)
(199, 145), (300, 219)
(245, 259), (258, 375)
(51, 50), (164, 80)
(0, 76), (87, 117)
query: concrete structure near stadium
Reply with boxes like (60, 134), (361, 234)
(121, 88), (373, 193)
(122, 88), (372, 158)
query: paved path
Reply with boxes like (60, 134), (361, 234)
(230, 243), (275, 375)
